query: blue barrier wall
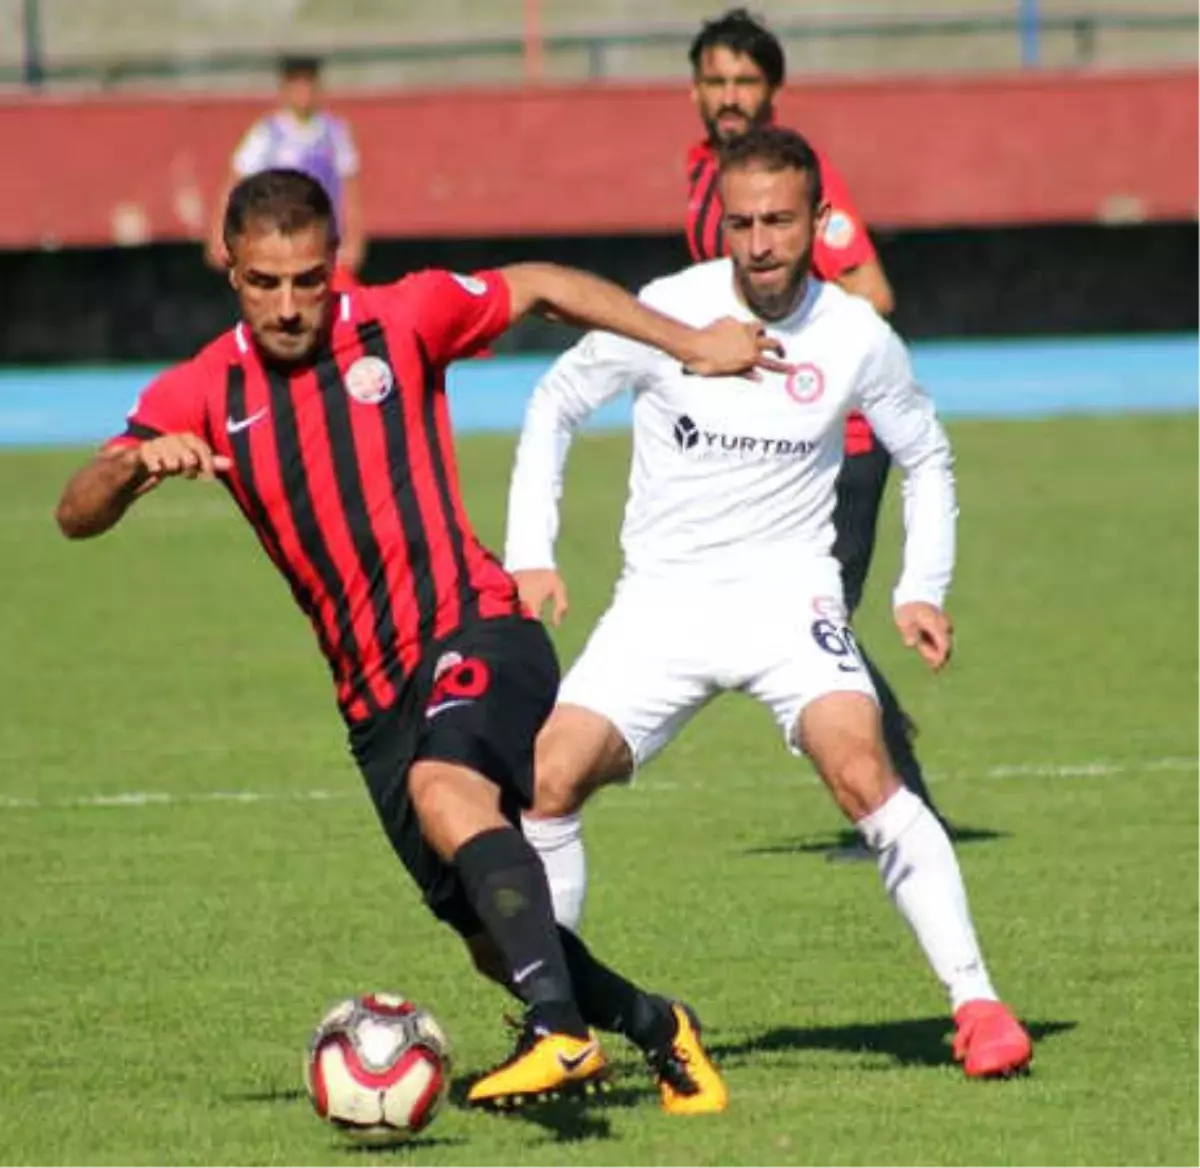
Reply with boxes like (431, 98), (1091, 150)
(0, 335), (1195, 447)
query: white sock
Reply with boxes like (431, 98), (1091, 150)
(521, 813), (587, 931)
(856, 788), (999, 1012)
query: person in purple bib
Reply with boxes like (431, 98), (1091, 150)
(208, 55), (365, 275)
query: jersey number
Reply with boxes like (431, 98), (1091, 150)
(811, 619), (862, 673)
(429, 657), (492, 706)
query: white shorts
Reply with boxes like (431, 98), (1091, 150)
(558, 560), (879, 768)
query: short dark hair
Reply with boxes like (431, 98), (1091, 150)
(689, 8), (785, 89)
(718, 125), (823, 209)
(278, 54), (322, 78)
(223, 168), (337, 251)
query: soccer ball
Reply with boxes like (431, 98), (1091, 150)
(304, 993), (451, 1145)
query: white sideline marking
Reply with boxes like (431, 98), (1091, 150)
(0, 756), (1194, 813)
(979, 756), (1195, 779)
(0, 788), (351, 811)
(645, 755), (1199, 793)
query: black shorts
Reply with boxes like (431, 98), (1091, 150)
(833, 443), (892, 615)
(348, 615), (559, 938)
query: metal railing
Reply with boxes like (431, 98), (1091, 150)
(9, 8), (1198, 89)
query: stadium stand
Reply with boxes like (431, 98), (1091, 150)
(0, 0), (1196, 89)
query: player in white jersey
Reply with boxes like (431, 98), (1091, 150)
(507, 126), (1033, 1079)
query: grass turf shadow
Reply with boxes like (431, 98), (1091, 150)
(744, 824), (1007, 857)
(338, 1136), (469, 1154)
(447, 1075), (647, 1143)
(221, 1086), (468, 1151)
(221, 1087), (308, 1105)
(711, 1016), (1075, 1070)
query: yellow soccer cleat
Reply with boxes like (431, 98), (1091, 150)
(646, 1003), (729, 1116)
(466, 1020), (609, 1111)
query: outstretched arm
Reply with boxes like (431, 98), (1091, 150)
(499, 263), (786, 377)
(56, 447), (150, 539)
(56, 434), (230, 540)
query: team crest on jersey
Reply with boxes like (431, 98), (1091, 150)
(785, 363), (825, 405)
(822, 210), (856, 249)
(344, 355), (394, 405)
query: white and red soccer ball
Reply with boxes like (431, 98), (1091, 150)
(304, 993), (451, 1145)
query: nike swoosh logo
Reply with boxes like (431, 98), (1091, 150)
(425, 698), (474, 719)
(557, 1043), (598, 1074)
(511, 959), (545, 985)
(226, 408), (268, 434)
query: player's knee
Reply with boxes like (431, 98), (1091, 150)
(801, 693), (898, 821)
(531, 706), (630, 818)
(408, 762), (455, 827)
(407, 763), (438, 819)
(533, 744), (591, 817)
(408, 760), (505, 860)
(827, 748), (897, 821)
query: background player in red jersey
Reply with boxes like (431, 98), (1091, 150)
(684, 8), (948, 850)
(54, 169), (783, 1113)
(685, 10), (893, 315)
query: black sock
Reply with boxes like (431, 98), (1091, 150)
(454, 827), (588, 1039)
(558, 927), (675, 1052)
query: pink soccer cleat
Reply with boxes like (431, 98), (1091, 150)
(953, 1000), (1033, 1078)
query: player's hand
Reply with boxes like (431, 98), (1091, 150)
(512, 568), (569, 627)
(895, 601), (954, 672)
(684, 317), (790, 378)
(135, 434), (232, 482)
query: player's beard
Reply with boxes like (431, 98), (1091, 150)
(705, 99), (773, 146)
(254, 310), (333, 369)
(257, 325), (320, 367)
(735, 248), (813, 322)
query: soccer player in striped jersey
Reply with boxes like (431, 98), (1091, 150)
(682, 9), (947, 854)
(55, 169), (782, 1113)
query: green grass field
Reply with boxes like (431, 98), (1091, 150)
(0, 415), (1195, 1166)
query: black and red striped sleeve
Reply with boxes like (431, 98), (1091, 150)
(384, 269), (512, 366)
(104, 358), (210, 452)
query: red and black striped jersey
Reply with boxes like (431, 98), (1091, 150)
(686, 138), (880, 454)
(107, 270), (523, 723)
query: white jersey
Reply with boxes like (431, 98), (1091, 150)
(504, 259), (957, 610)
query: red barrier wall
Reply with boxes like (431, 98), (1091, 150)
(0, 71), (1194, 248)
